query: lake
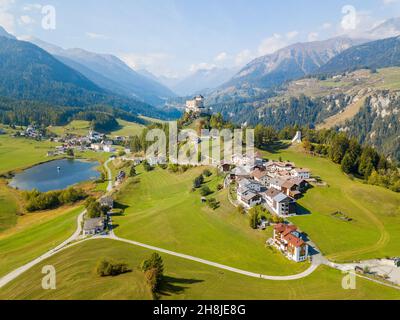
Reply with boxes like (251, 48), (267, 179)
(9, 159), (101, 192)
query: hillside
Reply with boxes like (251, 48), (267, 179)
(25, 37), (176, 106)
(224, 37), (363, 89)
(208, 67), (400, 161)
(318, 36), (400, 75)
(0, 35), (176, 120)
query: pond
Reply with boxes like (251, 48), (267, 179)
(9, 159), (101, 192)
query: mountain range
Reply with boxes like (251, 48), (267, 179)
(137, 67), (238, 97)
(318, 36), (400, 74)
(225, 36), (365, 89)
(0, 27), (176, 120)
(23, 37), (176, 107)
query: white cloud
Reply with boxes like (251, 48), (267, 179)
(258, 33), (287, 55)
(322, 23), (332, 29)
(19, 14), (35, 25)
(382, 0), (399, 5)
(214, 51), (228, 62)
(0, 0), (15, 33)
(286, 30), (299, 39)
(308, 32), (319, 42)
(189, 62), (216, 73)
(235, 49), (254, 66)
(22, 3), (42, 11)
(119, 52), (175, 76)
(336, 6), (381, 38)
(85, 32), (109, 40)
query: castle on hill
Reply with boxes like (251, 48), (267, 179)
(185, 95), (210, 116)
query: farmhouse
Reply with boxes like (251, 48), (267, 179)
(83, 217), (105, 236)
(273, 223), (309, 262)
(99, 196), (114, 209)
(291, 168), (311, 180)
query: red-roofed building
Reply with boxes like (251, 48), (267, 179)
(273, 224), (309, 262)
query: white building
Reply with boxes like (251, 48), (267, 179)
(264, 188), (296, 217)
(186, 95), (208, 115)
(103, 145), (116, 153)
(273, 224), (309, 262)
(291, 168), (311, 180)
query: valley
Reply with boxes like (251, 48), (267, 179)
(0, 118), (399, 299)
(0, 6), (399, 303)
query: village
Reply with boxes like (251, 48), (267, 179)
(11, 96), (314, 264)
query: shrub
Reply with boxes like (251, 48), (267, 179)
(237, 205), (246, 215)
(207, 198), (220, 210)
(24, 188), (86, 212)
(143, 160), (154, 172)
(129, 166), (136, 177)
(200, 185), (212, 197)
(193, 175), (204, 188)
(203, 169), (212, 177)
(96, 258), (130, 277)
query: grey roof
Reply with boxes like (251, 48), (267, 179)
(100, 196), (113, 206)
(273, 193), (292, 203)
(241, 191), (259, 201)
(83, 218), (104, 230)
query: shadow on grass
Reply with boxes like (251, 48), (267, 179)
(159, 276), (204, 297)
(113, 201), (130, 212)
(296, 204), (311, 216)
(261, 141), (292, 154)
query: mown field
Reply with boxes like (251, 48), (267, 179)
(48, 120), (91, 137)
(113, 165), (309, 276)
(0, 181), (20, 232)
(1, 239), (398, 300)
(110, 119), (145, 137)
(261, 144), (400, 262)
(0, 135), (58, 175)
(0, 206), (82, 278)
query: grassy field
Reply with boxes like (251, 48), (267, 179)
(0, 135), (57, 175)
(48, 120), (91, 137)
(0, 181), (20, 232)
(0, 206), (82, 278)
(1, 239), (399, 300)
(113, 165), (309, 276)
(110, 119), (145, 137)
(49, 119), (146, 138)
(261, 144), (400, 262)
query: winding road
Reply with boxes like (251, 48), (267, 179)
(0, 158), (399, 292)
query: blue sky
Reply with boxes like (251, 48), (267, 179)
(1, 0), (400, 77)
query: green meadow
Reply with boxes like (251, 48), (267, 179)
(113, 165), (309, 276)
(0, 135), (57, 175)
(261, 144), (400, 262)
(0, 206), (82, 278)
(1, 239), (398, 300)
(110, 119), (145, 137)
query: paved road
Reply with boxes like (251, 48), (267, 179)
(0, 210), (86, 289)
(1, 158), (399, 291)
(104, 234), (321, 281)
(104, 158), (113, 192)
